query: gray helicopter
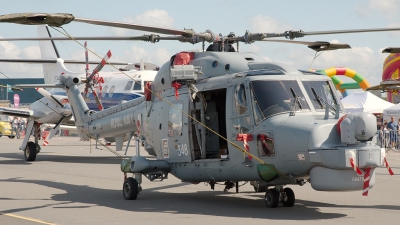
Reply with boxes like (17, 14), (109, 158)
(1, 13), (395, 208)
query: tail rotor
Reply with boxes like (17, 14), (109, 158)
(83, 42), (110, 111)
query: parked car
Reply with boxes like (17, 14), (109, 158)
(0, 120), (14, 138)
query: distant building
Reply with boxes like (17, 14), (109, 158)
(0, 78), (44, 104)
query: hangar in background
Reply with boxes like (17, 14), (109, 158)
(0, 78), (44, 105)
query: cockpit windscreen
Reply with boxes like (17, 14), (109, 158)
(250, 80), (310, 124)
(302, 80), (342, 112)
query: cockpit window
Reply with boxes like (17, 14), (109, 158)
(250, 80), (310, 123)
(124, 81), (133, 90)
(302, 80), (343, 112)
(231, 84), (252, 133)
(233, 84), (248, 116)
(133, 81), (141, 91)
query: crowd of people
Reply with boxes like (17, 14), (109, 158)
(378, 116), (400, 150)
(10, 117), (26, 139)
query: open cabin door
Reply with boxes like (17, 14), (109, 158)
(190, 88), (228, 160)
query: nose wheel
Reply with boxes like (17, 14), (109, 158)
(265, 189), (279, 208)
(265, 187), (295, 208)
(281, 187), (295, 207)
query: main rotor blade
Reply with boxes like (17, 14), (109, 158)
(0, 35), (182, 44)
(275, 27), (400, 39)
(261, 39), (351, 52)
(0, 59), (128, 65)
(300, 27), (400, 36)
(0, 36), (151, 41)
(74, 17), (190, 36)
(0, 13), (74, 27)
(382, 47), (400, 53)
(0, 13), (193, 36)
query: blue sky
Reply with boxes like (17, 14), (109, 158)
(0, 0), (400, 87)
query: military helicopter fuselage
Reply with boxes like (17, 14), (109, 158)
(0, 11), (395, 208)
(55, 50), (383, 207)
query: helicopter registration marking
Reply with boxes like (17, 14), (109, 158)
(352, 176), (364, 181)
(110, 114), (134, 128)
(176, 143), (188, 156)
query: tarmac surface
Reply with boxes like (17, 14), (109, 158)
(0, 136), (399, 225)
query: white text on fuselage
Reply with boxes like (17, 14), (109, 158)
(111, 114), (134, 129)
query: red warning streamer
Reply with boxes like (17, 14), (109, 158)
(362, 167), (372, 196)
(171, 81), (182, 100)
(350, 158), (363, 175)
(384, 157), (395, 175)
(236, 134), (253, 161)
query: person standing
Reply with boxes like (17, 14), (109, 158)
(387, 117), (399, 149)
(18, 118), (25, 137)
(11, 117), (20, 139)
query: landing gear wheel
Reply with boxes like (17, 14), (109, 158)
(265, 188), (279, 208)
(282, 187), (295, 207)
(25, 141), (37, 161)
(123, 177), (138, 200)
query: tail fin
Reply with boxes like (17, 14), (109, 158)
(37, 25), (63, 85)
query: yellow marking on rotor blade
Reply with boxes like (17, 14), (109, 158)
(1, 212), (57, 225)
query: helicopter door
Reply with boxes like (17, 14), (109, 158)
(165, 94), (192, 163)
(190, 89), (228, 160)
(229, 83), (253, 162)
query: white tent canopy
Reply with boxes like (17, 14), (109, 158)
(383, 103), (400, 121)
(341, 92), (394, 114)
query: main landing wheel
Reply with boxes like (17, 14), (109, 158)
(25, 141), (37, 161)
(123, 177), (138, 200)
(265, 188), (279, 208)
(282, 187), (295, 207)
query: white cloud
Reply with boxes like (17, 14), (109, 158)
(124, 45), (170, 67)
(135, 9), (174, 27)
(0, 40), (21, 59)
(0, 40), (43, 78)
(110, 9), (174, 36)
(150, 48), (171, 67)
(250, 15), (292, 33)
(355, 0), (400, 19)
(387, 22), (400, 37)
(20, 46), (40, 59)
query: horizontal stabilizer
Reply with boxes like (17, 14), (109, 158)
(0, 107), (32, 118)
